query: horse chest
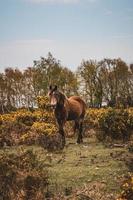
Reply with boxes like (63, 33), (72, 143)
(54, 107), (67, 121)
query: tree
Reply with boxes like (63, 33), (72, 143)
(99, 58), (131, 107)
(77, 59), (103, 107)
(33, 52), (78, 96)
(0, 73), (7, 113)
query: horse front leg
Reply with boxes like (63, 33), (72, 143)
(77, 120), (83, 144)
(58, 122), (66, 148)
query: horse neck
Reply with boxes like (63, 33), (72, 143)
(64, 98), (70, 108)
(55, 97), (68, 111)
(54, 101), (65, 120)
(56, 103), (64, 110)
(54, 92), (69, 113)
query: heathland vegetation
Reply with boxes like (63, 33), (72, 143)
(0, 53), (133, 199)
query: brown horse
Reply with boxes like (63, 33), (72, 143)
(48, 85), (86, 148)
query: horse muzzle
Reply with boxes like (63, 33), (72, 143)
(46, 104), (56, 109)
(49, 104), (56, 109)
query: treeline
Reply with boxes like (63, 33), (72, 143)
(0, 52), (133, 112)
(0, 53), (78, 113)
(77, 58), (133, 107)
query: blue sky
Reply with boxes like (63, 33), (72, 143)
(0, 0), (133, 71)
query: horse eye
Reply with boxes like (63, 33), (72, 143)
(48, 92), (51, 96)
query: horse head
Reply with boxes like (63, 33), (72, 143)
(48, 85), (66, 108)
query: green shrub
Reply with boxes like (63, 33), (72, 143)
(19, 122), (63, 150)
(15, 110), (37, 126)
(116, 174), (133, 200)
(0, 149), (48, 200)
(0, 109), (56, 147)
(128, 108), (133, 129)
(99, 109), (130, 141)
(85, 108), (133, 141)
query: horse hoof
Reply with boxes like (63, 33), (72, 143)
(77, 139), (83, 144)
(61, 140), (65, 149)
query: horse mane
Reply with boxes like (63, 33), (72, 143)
(59, 90), (68, 99)
(57, 91), (68, 107)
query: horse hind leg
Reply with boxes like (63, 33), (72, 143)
(73, 121), (79, 135)
(77, 120), (83, 144)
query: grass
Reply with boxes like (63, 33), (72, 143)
(0, 137), (130, 199)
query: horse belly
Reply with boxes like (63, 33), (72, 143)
(67, 111), (79, 121)
(65, 98), (85, 121)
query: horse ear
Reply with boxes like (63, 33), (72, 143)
(49, 85), (52, 90)
(54, 85), (58, 91)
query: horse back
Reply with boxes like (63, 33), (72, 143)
(66, 96), (86, 120)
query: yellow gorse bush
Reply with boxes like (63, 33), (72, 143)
(34, 110), (55, 123)
(86, 108), (108, 127)
(37, 96), (49, 109)
(19, 121), (57, 145)
(0, 108), (55, 124)
(31, 122), (57, 135)
(85, 108), (133, 140)
(0, 113), (15, 123)
(0, 106), (133, 145)
(0, 105), (57, 146)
